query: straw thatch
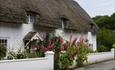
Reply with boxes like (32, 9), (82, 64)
(0, 0), (98, 33)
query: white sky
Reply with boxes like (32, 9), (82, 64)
(75, 0), (115, 17)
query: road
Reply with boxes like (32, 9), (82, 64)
(75, 60), (115, 70)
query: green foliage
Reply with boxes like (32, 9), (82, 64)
(112, 44), (115, 48)
(97, 45), (109, 52)
(7, 49), (45, 60)
(76, 43), (89, 67)
(97, 28), (115, 51)
(7, 51), (26, 59)
(93, 13), (115, 29)
(0, 44), (6, 60)
(58, 53), (72, 70)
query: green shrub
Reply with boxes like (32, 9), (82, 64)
(112, 44), (115, 48)
(97, 45), (109, 52)
(76, 42), (89, 67)
(0, 44), (6, 60)
(7, 51), (26, 59)
(58, 53), (72, 70)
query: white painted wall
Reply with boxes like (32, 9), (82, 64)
(0, 24), (97, 52)
(0, 23), (34, 51)
(87, 49), (114, 64)
(0, 51), (54, 70)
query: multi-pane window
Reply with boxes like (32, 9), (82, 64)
(26, 11), (38, 24)
(27, 14), (35, 24)
(0, 39), (7, 47)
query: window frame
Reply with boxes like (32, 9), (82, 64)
(0, 37), (8, 47)
(61, 17), (69, 29)
(26, 11), (39, 24)
(0, 37), (9, 57)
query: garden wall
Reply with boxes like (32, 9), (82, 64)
(0, 51), (54, 70)
(87, 49), (114, 64)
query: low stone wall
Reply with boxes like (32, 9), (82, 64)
(0, 51), (54, 70)
(87, 49), (114, 64)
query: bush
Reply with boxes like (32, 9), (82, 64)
(112, 44), (115, 48)
(7, 51), (26, 59)
(97, 28), (115, 51)
(97, 45), (109, 52)
(0, 44), (6, 60)
(76, 42), (89, 67)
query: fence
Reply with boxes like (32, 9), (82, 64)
(0, 49), (114, 70)
(0, 51), (54, 70)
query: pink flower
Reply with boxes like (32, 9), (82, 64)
(79, 36), (84, 43)
(47, 45), (53, 49)
(72, 37), (77, 45)
(69, 35), (73, 43)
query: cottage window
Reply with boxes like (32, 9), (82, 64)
(26, 11), (39, 24)
(61, 18), (69, 29)
(0, 38), (7, 47)
(27, 14), (36, 24)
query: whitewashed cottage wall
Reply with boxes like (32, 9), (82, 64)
(0, 23), (97, 52)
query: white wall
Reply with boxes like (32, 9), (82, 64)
(0, 24), (97, 51)
(0, 51), (54, 70)
(0, 23), (34, 51)
(87, 49), (114, 64)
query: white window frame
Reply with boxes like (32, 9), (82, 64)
(0, 37), (10, 56)
(61, 18), (69, 29)
(27, 14), (35, 24)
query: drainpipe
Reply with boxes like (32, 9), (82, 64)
(114, 48), (115, 60)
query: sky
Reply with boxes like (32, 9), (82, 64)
(75, 0), (115, 17)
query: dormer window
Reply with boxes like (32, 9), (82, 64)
(26, 11), (39, 24)
(90, 23), (94, 29)
(61, 17), (69, 29)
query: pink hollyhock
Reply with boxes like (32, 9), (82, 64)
(47, 45), (53, 50)
(69, 35), (73, 43)
(48, 39), (52, 46)
(72, 37), (77, 45)
(79, 36), (84, 43)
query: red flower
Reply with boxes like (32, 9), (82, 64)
(47, 45), (53, 49)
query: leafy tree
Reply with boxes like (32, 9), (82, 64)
(93, 13), (115, 51)
(97, 28), (115, 51)
(93, 13), (115, 29)
(110, 13), (115, 29)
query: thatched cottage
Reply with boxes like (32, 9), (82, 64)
(0, 0), (98, 52)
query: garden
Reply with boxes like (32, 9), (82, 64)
(0, 33), (89, 70)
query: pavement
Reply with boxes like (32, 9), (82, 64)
(75, 60), (115, 70)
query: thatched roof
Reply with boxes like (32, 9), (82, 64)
(0, 0), (98, 33)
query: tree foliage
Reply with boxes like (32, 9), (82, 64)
(97, 28), (115, 51)
(93, 13), (115, 29)
(93, 13), (115, 51)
